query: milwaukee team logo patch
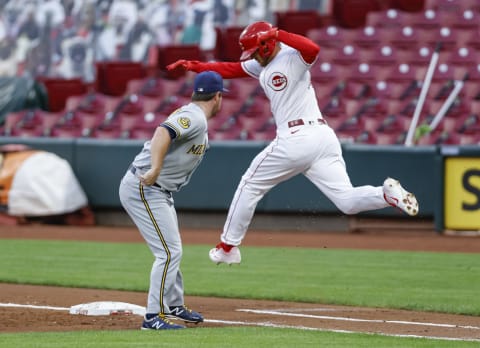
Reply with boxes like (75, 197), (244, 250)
(178, 117), (191, 129)
(267, 72), (287, 91)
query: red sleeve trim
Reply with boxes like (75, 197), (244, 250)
(276, 30), (320, 64)
(190, 62), (249, 78)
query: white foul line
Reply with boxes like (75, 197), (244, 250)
(1, 302), (479, 342)
(0, 303), (70, 311)
(237, 309), (480, 331)
(205, 319), (480, 342)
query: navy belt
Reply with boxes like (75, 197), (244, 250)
(288, 118), (326, 128)
(129, 165), (171, 194)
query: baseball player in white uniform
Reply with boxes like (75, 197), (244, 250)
(119, 71), (226, 329)
(167, 21), (419, 265)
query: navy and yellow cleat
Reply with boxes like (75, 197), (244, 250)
(141, 314), (185, 330)
(167, 305), (204, 324)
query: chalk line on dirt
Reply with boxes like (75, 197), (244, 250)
(237, 308), (480, 330)
(2, 302), (479, 342)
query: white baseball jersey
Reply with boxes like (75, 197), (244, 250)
(220, 42), (389, 247)
(241, 43), (324, 131)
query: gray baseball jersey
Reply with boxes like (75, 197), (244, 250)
(132, 103), (209, 191)
(119, 102), (208, 316)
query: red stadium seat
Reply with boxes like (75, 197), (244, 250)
(351, 26), (383, 49)
(215, 26), (244, 62)
(37, 110), (64, 136)
(367, 45), (405, 67)
(371, 81), (399, 99)
(307, 26), (349, 49)
(37, 77), (88, 112)
(95, 61), (147, 96)
(463, 29), (480, 51)
(157, 45), (202, 79)
(388, 26), (420, 50)
(333, 0), (381, 28)
(92, 123), (123, 139)
(222, 78), (258, 101)
(10, 123), (44, 137)
(241, 96), (271, 119)
(127, 113), (168, 140)
(376, 132), (405, 145)
(332, 45), (361, 66)
(348, 63), (381, 87)
(408, 9), (444, 30)
(461, 81), (480, 100)
(354, 130), (379, 144)
(423, 27), (459, 51)
(336, 115), (367, 138)
(247, 128), (276, 141)
(445, 10), (480, 31)
(446, 47), (479, 70)
(407, 46), (436, 68)
(465, 65), (480, 82)
(455, 113), (480, 133)
(50, 124), (84, 138)
(366, 9), (410, 29)
(385, 63), (419, 83)
(312, 80), (339, 100)
(389, 0), (426, 12)
(1, 111), (27, 136)
(211, 126), (246, 141)
(431, 63), (455, 83)
(425, 0), (479, 13)
(275, 10), (323, 36)
(6, 109), (45, 137)
(376, 114), (411, 135)
(311, 61), (343, 84)
(75, 93), (123, 118)
(235, 112), (271, 133)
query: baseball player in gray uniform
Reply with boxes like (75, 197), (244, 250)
(167, 21), (419, 266)
(119, 71), (226, 330)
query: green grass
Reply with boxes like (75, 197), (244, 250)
(0, 239), (479, 315)
(1, 327), (479, 348)
(1, 239), (479, 347)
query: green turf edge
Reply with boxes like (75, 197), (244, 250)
(1, 327), (479, 348)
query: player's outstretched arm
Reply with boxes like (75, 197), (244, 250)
(166, 60), (248, 79)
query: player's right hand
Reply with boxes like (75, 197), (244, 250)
(166, 60), (196, 71)
(257, 27), (278, 45)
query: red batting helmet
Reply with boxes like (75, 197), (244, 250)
(239, 21), (277, 61)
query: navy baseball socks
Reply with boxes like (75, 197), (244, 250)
(383, 178), (419, 216)
(209, 242), (242, 265)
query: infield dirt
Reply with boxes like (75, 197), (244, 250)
(1, 225), (479, 340)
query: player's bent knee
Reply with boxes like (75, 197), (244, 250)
(335, 202), (360, 215)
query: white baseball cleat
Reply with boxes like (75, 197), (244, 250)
(383, 178), (419, 216)
(209, 244), (241, 265)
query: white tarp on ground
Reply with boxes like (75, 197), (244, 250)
(8, 152), (87, 216)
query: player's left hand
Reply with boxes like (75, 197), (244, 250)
(166, 60), (198, 71)
(257, 27), (278, 45)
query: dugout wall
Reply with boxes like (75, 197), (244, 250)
(0, 137), (465, 232)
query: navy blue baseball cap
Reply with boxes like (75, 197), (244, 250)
(193, 71), (228, 94)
